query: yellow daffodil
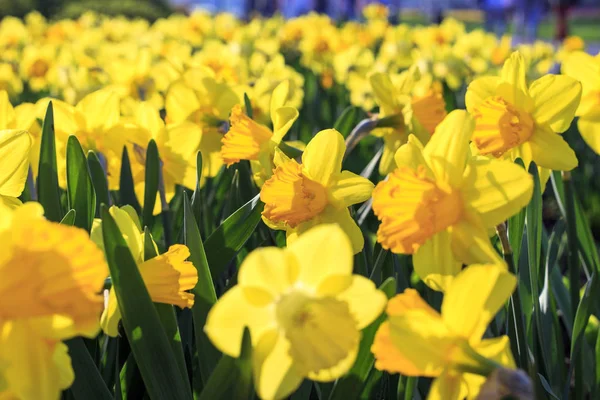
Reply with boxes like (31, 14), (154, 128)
(372, 110), (533, 291)
(562, 51), (600, 154)
(0, 129), (32, 208)
(127, 101), (201, 215)
(260, 129), (374, 253)
(205, 224), (387, 400)
(0, 202), (108, 399)
(165, 68), (240, 181)
(90, 206), (198, 337)
(371, 264), (518, 400)
(221, 80), (299, 186)
(370, 68), (447, 175)
(20, 44), (55, 92)
(466, 51), (582, 171)
(48, 88), (139, 189)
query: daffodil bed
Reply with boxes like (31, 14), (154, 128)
(2, 5), (600, 400)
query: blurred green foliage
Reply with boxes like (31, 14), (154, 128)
(0, 0), (172, 20)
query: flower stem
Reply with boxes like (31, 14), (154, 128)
(497, 222), (529, 371)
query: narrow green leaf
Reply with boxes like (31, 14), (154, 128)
(333, 106), (362, 137)
(66, 136), (96, 232)
(442, 82), (457, 112)
(87, 151), (110, 213)
(595, 327), (600, 397)
(65, 338), (113, 400)
(37, 101), (63, 221)
(183, 194), (220, 384)
(244, 92), (253, 119)
(100, 205), (192, 400)
(60, 209), (76, 225)
(142, 140), (160, 229)
(204, 194), (265, 279)
(329, 278), (396, 400)
(508, 158), (526, 263)
(119, 147), (141, 214)
(199, 328), (253, 400)
(190, 152), (204, 230)
(538, 374), (561, 400)
(279, 141), (303, 159)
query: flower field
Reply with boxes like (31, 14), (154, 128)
(2, 5), (600, 400)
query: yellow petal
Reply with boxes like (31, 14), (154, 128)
(0, 129), (32, 197)
(529, 75), (581, 133)
(238, 247), (295, 301)
(377, 291), (455, 376)
(370, 72), (398, 115)
(302, 129), (345, 186)
(578, 118), (600, 155)
(379, 131), (405, 176)
(0, 90), (15, 129)
(500, 51), (528, 97)
(561, 51), (600, 91)
(270, 80), (291, 117)
(328, 170), (374, 209)
(100, 288), (122, 337)
(423, 110), (473, 188)
(442, 265), (516, 342)
(271, 106), (299, 143)
(253, 331), (304, 400)
(135, 101), (165, 134)
(199, 128), (224, 179)
(462, 157), (533, 228)
(413, 230), (461, 292)
(77, 89), (120, 132)
(450, 213), (504, 265)
(165, 80), (201, 123)
(336, 275), (387, 329)
(465, 76), (500, 112)
(527, 126), (578, 171)
(287, 224), (353, 291)
(204, 286), (275, 358)
(307, 345), (358, 382)
(393, 134), (428, 172)
(322, 206), (365, 254)
(464, 336), (516, 397)
(110, 205), (144, 263)
(428, 372), (467, 400)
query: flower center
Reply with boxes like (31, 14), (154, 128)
(221, 104), (273, 166)
(276, 291), (359, 374)
(29, 59), (49, 78)
(471, 96), (534, 157)
(261, 159), (328, 228)
(372, 165), (463, 254)
(411, 88), (447, 135)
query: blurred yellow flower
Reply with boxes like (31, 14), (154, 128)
(466, 51), (581, 171)
(90, 205), (197, 337)
(205, 224), (386, 400)
(372, 264), (517, 400)
(562, 51), (600, 155)
(260, 129), (373, 253)
(0, 129), (32, 208)
(372, 111), (532, 290)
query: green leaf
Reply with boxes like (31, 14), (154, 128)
(442, 82), (457, 112)
(119, 147), (141, 214)
(204, 194), (265, 279)
(100, 205), (192, 400)
(244, 92), (253, 119)
(37, 101), (63, 222)
(279, 141), (303, 159)
(508, 158), (526, 263)
(142, 140), (160, 229)
(60, 209), (76, 225)
(190, 151), (204, 230)
(183, 194), (220, 384)
(87, 151), (110, 214)
(198, 328), (253, 400)
(65, 338), (113, 400)
(328, 278), (396, 400)
(66, 136), (96, 232)
(333, 106), (362, 137)
(143, 227), (190, 391)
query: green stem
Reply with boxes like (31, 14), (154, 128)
(497, 222), (529, 371)
(563, 171), (582, 398)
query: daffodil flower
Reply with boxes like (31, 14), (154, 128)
(0, 129), (32, 208)
(372, 110), (533, 291)
(260, 128), (374, 253)
(90, 205), (198, 337)
(562, 51), (600, 155)
(466, 51), (582, 171)
(127, 102), (201, 215)
(0, 202), (108, 399)
(205, 224), (387, 400)
(371, 264), (518, 400)
(370, 68), (447, 175)
(221, 80), (299, 186)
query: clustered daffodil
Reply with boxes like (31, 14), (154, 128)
(205, 224), (386, 400)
